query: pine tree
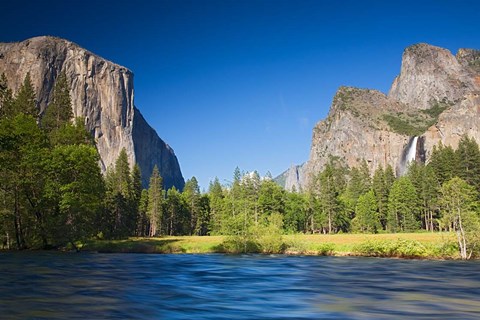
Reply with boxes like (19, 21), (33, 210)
(0, 73), (13, 118)
(258, 178), (285, 217)
(312, 157), (347, 233)
(387, 176), (419, 232)
(130, 164), (143, 234)
(351, 189), (380, 233)
(147, 165), (163, 237)
(429, 143), (457, 187)
(440, 177), (480, 259)
(408, 162), (439, 231)
(284, 191), (308, 233)
(136, 189), (149, 236)
(13, 73), (37, 118)
(208, 177), (225, 234)
(183, 176), (201, 235)
(164, 187), (189, 235)
(103, 148), (134, 238)
(42, 71), (73, 133)
(455, 135), (480, 192)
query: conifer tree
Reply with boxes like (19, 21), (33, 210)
(104, 148), (134, 238)
(183, 176), (201, 235)
(164, 187), (189, 235)
(0, 73), (13, 118)
(455, 135), (480, 192)
(428, 143), (457, 187)
(147, 165), (163, 237)
(42, 71), (73, 133)
(440, 177), (480, 259)
(351, 189), (380, 233)
(387, 176), (419, 232)
(312, 157), (347, 233)
(408, 162), (438, 231)
(208, 177), (225, 234)
(136, 189), (149, 236)
(13, 73), (37, 118)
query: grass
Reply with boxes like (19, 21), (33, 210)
(82, 232), (459, 259)
(382, 99), (451, 136)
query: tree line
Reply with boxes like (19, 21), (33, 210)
(1, 72), (479, 257)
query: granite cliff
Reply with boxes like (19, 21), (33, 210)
(0, 36), (184, 189)
(279, 43), (480, 191)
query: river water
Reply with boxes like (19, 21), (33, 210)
(0, 253), (479, 319)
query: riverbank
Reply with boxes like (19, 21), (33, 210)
(82, 232), (462, 259)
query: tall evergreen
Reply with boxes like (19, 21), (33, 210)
(387, 176), (419, 232)
(208, 177), (224, 234)
(351, 189), (380, 233)
(13, 73), (37, 118)
(408, 162), (438, 231)
(455, 135), (480, 192)
(147, 165), (163, 237)
(183, 177), (201, 235)
(42, 71), (73, 133)
(439, 177), (480, 259)
(104, 148), (135, 238)
(312, 157), (347, 233)
(428, 143), (457, 187)
(136, 189), (149, 236)
(164, 187), (189, 236)
(0, 73), (13, 118)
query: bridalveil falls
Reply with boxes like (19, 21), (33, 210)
(398, 136), (420, 176)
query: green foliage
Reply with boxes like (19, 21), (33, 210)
(455, 135), (480, 192)
(313, 242), (335, 255)
(207, 177), (224, 234)
(41, 71), (73, 133)
(147, 165), (163, 236)
(283, 191), (308, 233)
(47, 144), (104, 248)
(440, 177), (480, 259)
(382, 114), (424, 136)
(104, 148), (139, 238)
(351, 190), (380, 233)
(49, 117), (93, 146)
(353, 239), (428, 258)
(164, 186), (190, 236)
(253, 213), (285, 253)
(387, 176), (419, 232)
(407, 162), (438, 231)
(382, 100), (451, 136)
(428, 143), (457, 186)
(420, 100), (449, 118)
(372, 165), (395, 229)
(12, 73), (37, 118)
(311, 157), (348, 233)
(0, 73), (13, 118)
(183, 176), (202, 235)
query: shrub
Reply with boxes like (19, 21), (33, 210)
(353, 239), (429, 258)
(314, 242), (335, 255)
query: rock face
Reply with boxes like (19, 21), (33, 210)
(0, 36), (184, 189)
(281, 43), (480, 191)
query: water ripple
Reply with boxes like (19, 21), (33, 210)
(0, 253), (479, 319)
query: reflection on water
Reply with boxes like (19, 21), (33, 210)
(0, 253), (479, 319)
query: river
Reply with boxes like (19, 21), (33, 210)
(0, 253), (479, 319)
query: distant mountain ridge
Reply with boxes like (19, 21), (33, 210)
(0, 36), (184, 189)
(278, 43), (480, 191)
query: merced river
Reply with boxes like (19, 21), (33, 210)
(0, 253), (479, 319)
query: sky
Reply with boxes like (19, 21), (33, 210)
(1, 0), (480, 190)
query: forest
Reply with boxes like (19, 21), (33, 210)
(0, 73), (479, 258)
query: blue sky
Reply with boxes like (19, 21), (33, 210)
(2, 0), (480, 190)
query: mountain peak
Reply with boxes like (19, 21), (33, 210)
(0, 36), (184, 190)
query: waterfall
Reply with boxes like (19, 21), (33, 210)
(405, 136), (418, 164)
(398, 136), (418, 176)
